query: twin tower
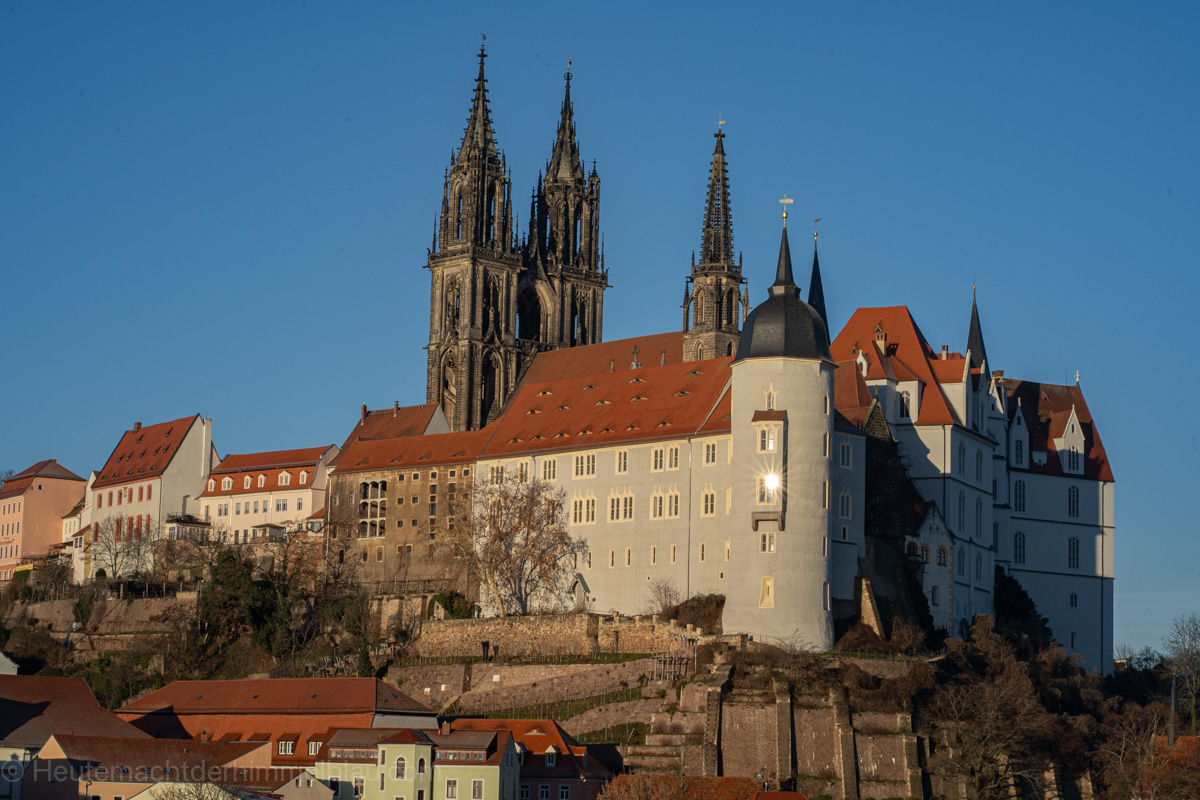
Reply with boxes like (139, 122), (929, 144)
(425, 45), (751, 432)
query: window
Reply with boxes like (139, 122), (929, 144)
(417, 758), (426, 774)
(757, 476), (777, 505)
(258, 474), (266, 488)
(758, 428), (776, 452)
(667, 493), (679, 517)
(446, 780), (457, 799)
(543, 459), (557, 480)
(298, 498), (303, 511)
(822, 433), (829, 457)
(957, 548), (965, 576)
(1068, 486), (1080, 518)
(975, 498), (983, 538)
(518, 462), (529, 483)
(919, 543), (929, 563)
(623, 495), (633, 519)
(222, 477), (233, 491)
(651, 545), (657, 565)
(521, 787), (530, 800)
(671, 544), (677, 564)
(1014, 532), (1026, 564)
(668, 446), (679, 469)
(957, 492), (966, 531)
(651, 494), (663, 519)
(573, 454), (596, 477)
(975, 552), (982, 580)
(1015, 439), (1024, 465)
(936, 546), (948, 566)
(652, 448), (664, 471)
(354, 778), (365, 798)
(931, 585), (939, 606)
(1068, 536), (1079, 569)
(625, 547), (631, 566)
(898, 390), (910, 419)
(609, 549), (615, 568)
(330, 779), (340, 795)
(278, 739), (295, 755)
(702, 491), (716, 516)
(699, 542), (706, 562)
(760, 532), (775, 553)
(300, 470), (308, 484)
(309, 741), (323, 756)
(759, 576), (774, 608)
(1070, 592), (1078, 608)
(380, 775), (386, 791)
(280, 472), (291, 486)
(572, 499), (584, 524)
(1014, 480), (1026, 512)
(586, 497), (595, 522)
(473, 781), (484, 800)
(539, 787), (550, 800)
(1068, 447), (1080, 471)
(958, 443), (965, 474)
(839, 492), (851, 519)
(839, 442), (852, 468)
(766, 391), (776, 410)
(704, 442), (717, 464)
(975, 450), (983, 482)
(546, 752), (556, 768)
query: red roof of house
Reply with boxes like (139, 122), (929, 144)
(117, 678), (432, 717)
(1004, 379), (1114, 482)
(480, 356), (733, 459)
(449, 719), (612, 781)
(331, 404), (443, 467)
(49, 734), (265, 776)
(200, 446), (334, 498)
(0, 459), (85, 500)
(93, 415), (202, 489)
(519, 332), (685, 385)
(333, 427), (495, 476)
(0, 676), (150, 748)
(831, 307), (958, 426)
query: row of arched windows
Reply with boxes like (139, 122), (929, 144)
(1013, 531), (1081, 569)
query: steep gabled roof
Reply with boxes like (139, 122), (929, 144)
(519, 332), (684, 385)
(1004, 379), (1114, 482)
(0, 675), (150, 748)
(449, 719), (611, 781)
(331, 404), (443, 468)
(333, 427), (494, 476)
(831, 307), (957, 426)
(0, 460), (85, 500)
(481, 356), (733, 458)
(93, 415), (202, 489)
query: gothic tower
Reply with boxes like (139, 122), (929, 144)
(426, 44), (523, 432)
(683, 128), (748, 360)
(520, 65), (607, 350)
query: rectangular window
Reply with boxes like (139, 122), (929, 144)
(623, 496), (633, 519)
(446, 781), (457, 800)
(609, 549), (615, 568)
(543, 460), (557, 480)
(840, 442), (852, 468)
(586, 497), (595, 522)
(308, 741), (322, 756)
(297, 497), (303, 511)
(572, 499), (583, 524)
(616, 450), (628, 474)
(651, 545), (657, 565)
(699, 542), (706, 562)
(839, 493), (851, 519)
(559, 788), (570, 800)
(354, 779), (364, 798)
(625, 547), (631, 566)
(671, 544), (677, 564)
(609, 497), (620, 522)
(652, 448), (664, 471)
(704, 442), (717, 464)
(725, 539), (731, 560)
(668, 493), (679, 517)
(759, 428), (776, 452)
(651, 495), (663, 518)
(278, 740), (295, 755)
(822, 481), (829, 509)
(760, 533), (775, 553)
(473, 781), (484, 800)
(757, 477), (776, 505)
(702, 492), (715, 516)
(521, 787), (530, 800)
(586, 454), (595, 475)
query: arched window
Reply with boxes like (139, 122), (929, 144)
(221, 477), (233, 491)
(257, 474), (266, 488)
(243, 476), (251, 489)
(975, 552), (983, 580)
(1068, 536), (1080, 569)
(300, 471), (308, 485)
(417, 758), (427, 775)
(936, 546), (947, 566)
(1015, 439), (1024, 465)
(920, 543), (930, 563)
(931, 585), (940, 606)
(958, 443), (966, 474)
(1069, 592), (1078, 608)
(957, 547), (965, 576)
(975, 450), (983, 481)
(766, 391), (775, 411)
(395, 757), (406, 779)
(1014, 532), (1025, 564)
(958, 492), (966, 531)
(975, 498), (983, 538)
(1068, 486), (1080, 518)
(1014, 480), (1026, 512)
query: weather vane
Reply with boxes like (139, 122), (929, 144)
(779, 196), (793, 224)
(565, 57), (572, 83)
(812, 216), (822, 241)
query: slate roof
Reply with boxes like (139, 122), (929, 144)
(735, 226), (831, 364)
(93, 416), (202, 489)
(0, 675), (149, 748)
(1004, 379), (1114, 482)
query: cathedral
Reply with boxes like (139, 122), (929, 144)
(328, 45), (1115, 671)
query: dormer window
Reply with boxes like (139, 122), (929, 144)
(766, 391), (776, 411)
(897, 391), (911, 419)
(258, 475), (266, 488)
(279, 472), (291, 487)
(299, 470), (308, 484)
(221, 477), (233, 491)
(208, 479), (215, 492)
(545, 749), (557, 768)
(244, 476), (251, 490)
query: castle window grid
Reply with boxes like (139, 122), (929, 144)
(1014, 532), (1026, 564)
(652, 447), (665, 471)
(1014, 480), (1026, 512)
(616, 450), (628, 474)
(702, 490), (717, 516)
(839, 492), (852, 519)
(1068, 486), (1080, 518)
(574, 453), (596, 477)
(1068, 536), (1080, 569)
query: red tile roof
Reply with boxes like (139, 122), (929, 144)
(50, 734), (265, 777)
(1004, 379), (1114, 482)
(0, 459), (85, 500)
(831, 307), (958, 426)
(519, 332), (684, 385)
(481, 357), (733, 458)
(117, 678), (432, 717)
(93, 415), (202, 489)
(0, 676), (150, 748)
(331, 403), (443, 467)
(200, 446), (334, 498)
(449, 719), (611, 782)
(333, 427), (494, 476)
(212, 447), (333, 474)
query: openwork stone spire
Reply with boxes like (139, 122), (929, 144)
(546, 64), (584, 182)
(698, 128), (734, 270)
(459, 43), (499, 162)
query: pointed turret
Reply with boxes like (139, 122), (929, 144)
(698, 129), (734, 269)
(769, 223), (798, 297)
(459, 43), (498, 161)
(967, 288), (990, 371)
(546, 67), (584, 182)
(807, 228), (827, 332)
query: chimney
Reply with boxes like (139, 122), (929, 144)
(660, 351), (666, 366)
(440, 721), (451, 735)
(609, 359), (615, 373)
(940, 345), (949, 359)
(361, 403), (368, 425)
(133, 421), (142, 432)
(393, 401), (399, 417)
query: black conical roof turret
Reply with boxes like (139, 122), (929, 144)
(967, 289), (990, 371)
(808, 230), (827, 333)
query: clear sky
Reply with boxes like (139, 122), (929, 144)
(2, 2), (1197, 654)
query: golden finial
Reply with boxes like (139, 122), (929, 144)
(812, 216), (822, 241)
(779, 195), (793, 224)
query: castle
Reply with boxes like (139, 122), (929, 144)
(324, 45), (1115, 670)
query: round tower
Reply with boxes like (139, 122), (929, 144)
(724, 217), (836, 649)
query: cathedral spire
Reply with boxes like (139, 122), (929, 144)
(698, 126), (734, 268)
(459, 42), (498, 161)
(967, 287), (990, 371)
(807, 223), (827, 333)
(546, 60), (584, 182)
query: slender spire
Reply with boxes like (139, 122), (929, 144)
(808, 222), (827, 332)
(769, 218), (798, 298)
(967, 287), (990, 371)
(546, 58), (584, 182)
(459, 42), (498, 160)
(698, 126), (734, 267)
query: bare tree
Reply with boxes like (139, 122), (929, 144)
(86, 515), (157, 579)
(1162, 612), (1200, 735)
(0, 468), (14, 490)
(435, 469), (585, 616)
(642, 577), (681, 616)
(1098, 702), (1200, 800)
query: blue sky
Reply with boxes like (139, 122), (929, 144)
(2, 2), (1197, 653)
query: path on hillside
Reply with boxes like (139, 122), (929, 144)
(561, 698), (662, 737)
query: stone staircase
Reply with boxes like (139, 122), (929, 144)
(620, 665), (731, 775)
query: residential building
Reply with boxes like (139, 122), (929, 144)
(447, 720), (611, 800)
(0, 461), (86, 583)
(115, 679), (436, 767)
(196, 445), (339, 545)
(87, 416), (217, 579)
